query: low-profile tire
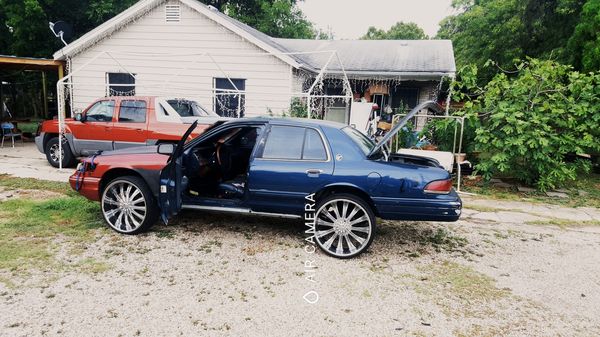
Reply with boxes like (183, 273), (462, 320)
(101, 175), (159, 234)
(313, 193), (376, 259)
(45, 137), (76, 168)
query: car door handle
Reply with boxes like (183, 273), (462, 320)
(135, 128), (144, 132)
(306, 169), (323, 177)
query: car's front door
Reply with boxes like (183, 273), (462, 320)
(112, 99), (149, 149)
(247, 124), (334, 214)
(158, 121), (198, 224)
(70, 99), (115, 155)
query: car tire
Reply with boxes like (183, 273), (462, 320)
(101, 175), (159, 234)
(45, 137), (76, 168)
(313, 193), (376, 259)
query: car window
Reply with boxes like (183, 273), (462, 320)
(86, 100), (114, 122)
(167, 100), (213, 117)
(262, 126), (304, 160)
(302, 128), (327, 160)
(119, 100), (146, 123)
(342, 126), (376, 156)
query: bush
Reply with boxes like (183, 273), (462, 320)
(454, 59), (600, 190)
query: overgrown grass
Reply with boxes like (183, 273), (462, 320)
(462, 173), (600, 208)
(17, 121), (40, 135)
(0, 177), (104, 272)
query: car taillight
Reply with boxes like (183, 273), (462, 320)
(424, 179), (453, 194)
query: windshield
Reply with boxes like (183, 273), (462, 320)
(167, 99), (214, 117)
(341, 126), (385, 158)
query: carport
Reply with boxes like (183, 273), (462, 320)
(0, 55), (65, 121)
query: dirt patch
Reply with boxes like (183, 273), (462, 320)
(0, 186), (63, 202)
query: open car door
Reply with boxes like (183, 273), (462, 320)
(158, 121), (198, 224)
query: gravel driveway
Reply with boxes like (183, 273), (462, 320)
(1, 188), (600, 336)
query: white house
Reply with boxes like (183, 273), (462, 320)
(54, 0), (456, 123)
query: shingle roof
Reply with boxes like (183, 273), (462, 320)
(208, 7), (456, 76)
(272, 38), (456, 76)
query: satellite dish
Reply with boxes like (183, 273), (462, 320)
(49, 21), (73, 46)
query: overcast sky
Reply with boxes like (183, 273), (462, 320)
(297, 0), (455, 39)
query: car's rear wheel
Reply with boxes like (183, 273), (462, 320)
(101, 176), (158, 234)
(313, 193), (376, 258)
(45, 137), (76, 168)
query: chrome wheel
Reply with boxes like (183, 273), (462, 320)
(102, 179), (147, 233)
(314, 198), (373, 258)
(49, 143), (63, 163)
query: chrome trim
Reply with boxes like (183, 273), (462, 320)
(181, 204), (301, 219)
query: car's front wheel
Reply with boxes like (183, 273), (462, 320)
(45, 137), (76, 168)
(101, 176), (159, 234)
(313, 193), (376, 258)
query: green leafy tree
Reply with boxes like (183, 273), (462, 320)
(567, 0), (600, 72)
(361, 22), (428, 40)
(437, 0), (586, 81)
(0, 0), (316, 58)
(454, 59), (600, 190)
(226, 0), (316, 39)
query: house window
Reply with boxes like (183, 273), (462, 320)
(392, 87), (419, 110)
(165, 4), (181, 22)
(107, 73), (135, 96)
(118, 100), (146, 123)
(213, 78), (245, 118)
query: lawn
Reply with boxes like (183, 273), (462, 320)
(0, 176), (104, 273)
(461, 173), (600, 208)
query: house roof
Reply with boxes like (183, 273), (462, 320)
(273, 39), (456, 77)
(54, 0), (455, 78)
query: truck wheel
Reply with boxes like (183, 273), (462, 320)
(313, 193), (376, 259)
(45, 137), (76, 168)
(101, 175), (159, 234)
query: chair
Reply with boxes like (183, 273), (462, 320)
(1, 122), (23, 148)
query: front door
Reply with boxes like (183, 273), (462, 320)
(158, 121), (198, 224)
(247, 125), (334, 214)
(71, 99), (115, 155)
(112, 99), (148, 149)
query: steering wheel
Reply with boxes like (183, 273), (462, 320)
(216, 141), (223, 166)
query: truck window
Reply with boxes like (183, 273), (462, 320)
(86, 100), (115, 122)
(119, 100), (147, 123)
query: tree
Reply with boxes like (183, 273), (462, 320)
(567, 0), (600, 72)
(453, 59), (600, 190)
(436, 0), (587, 81)
(361, 22), (428, 40)
(0, 0), (316, 58)
(226, 0), (316, 39)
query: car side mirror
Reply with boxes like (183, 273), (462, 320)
(74, 112), (85, 122)
(157, 143), (175, 155)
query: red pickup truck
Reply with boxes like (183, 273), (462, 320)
(35, 96), (222, 167)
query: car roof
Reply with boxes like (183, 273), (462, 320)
(221, 116), (348, 130)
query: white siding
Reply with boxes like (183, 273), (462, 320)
(69, 0), (293, 116)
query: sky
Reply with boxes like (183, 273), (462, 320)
(297, 0), (456, 39)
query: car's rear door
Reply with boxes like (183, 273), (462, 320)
(158, 121), (197, 224)
(112, 99), (149, 149)
(246, 124), (334, 214)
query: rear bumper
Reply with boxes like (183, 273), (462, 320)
(69, 173), (101, 201)
(373, 192), (462, 222)
(35, 133), (44, 153)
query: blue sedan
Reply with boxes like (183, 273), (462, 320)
(72, 101), (461, 258)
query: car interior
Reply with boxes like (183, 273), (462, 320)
(182, 126), (262, 200)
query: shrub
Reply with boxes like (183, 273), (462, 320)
(454, 59), (600, 190)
